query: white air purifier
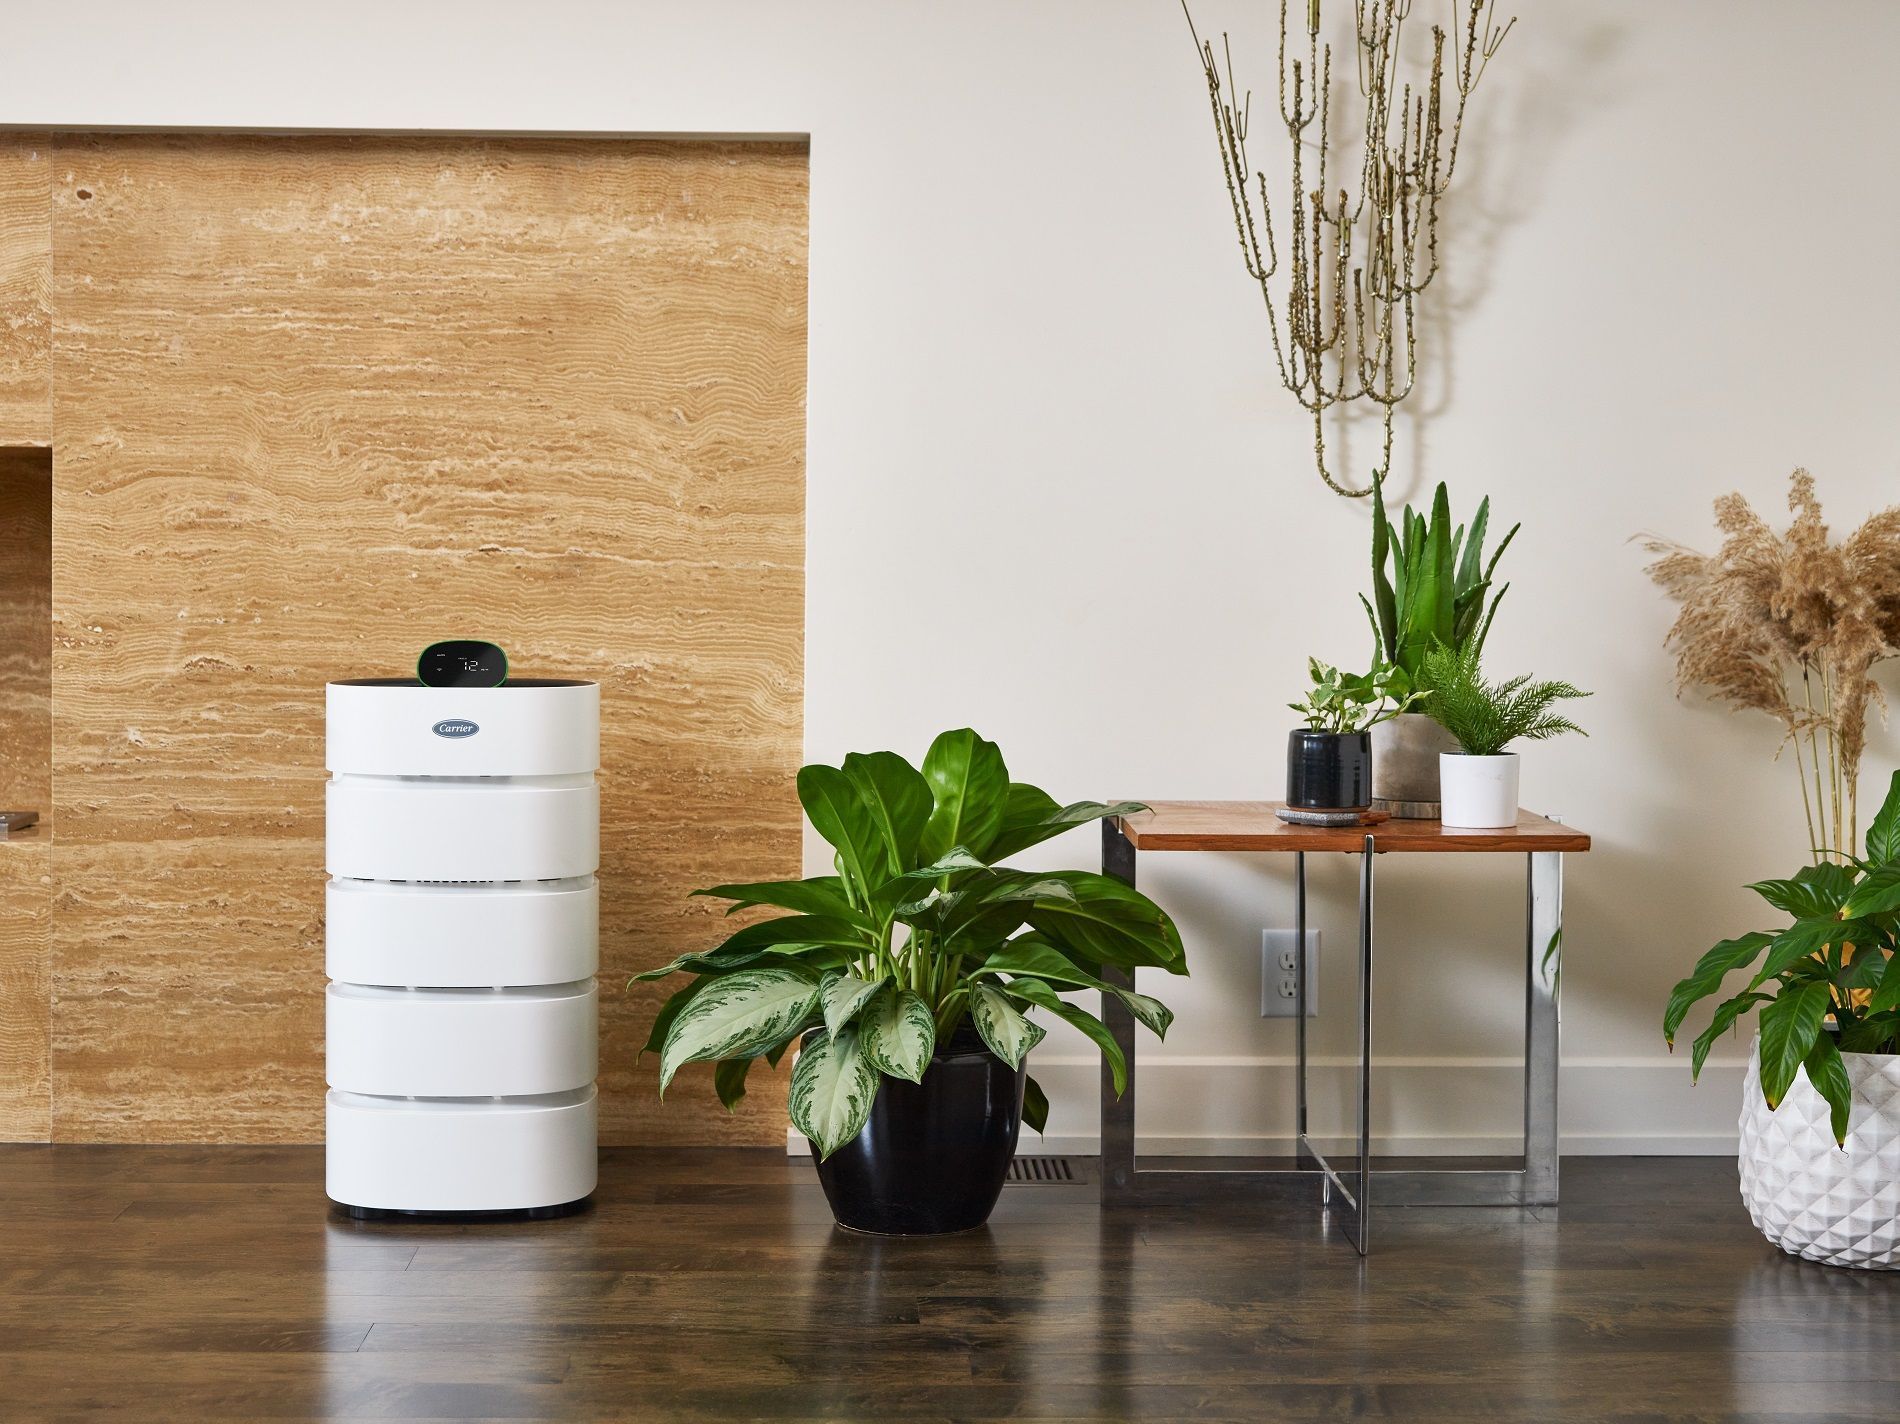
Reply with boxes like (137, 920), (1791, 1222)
(324, 677), (601, 1217)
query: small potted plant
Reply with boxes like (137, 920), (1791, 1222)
(1417, 645), (1588, 828)
(1362, 474), (1518, 817)
(1665, 771), (1900, 1269)
(636, 729), (1186, 1236)
(1285, 658), (1421, 814)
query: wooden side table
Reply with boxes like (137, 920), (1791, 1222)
(1099, 801), (1591, 1254)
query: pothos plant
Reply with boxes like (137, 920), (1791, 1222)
(636, 729), (1188, 1157)
(1665, 770), (1900, 1145)
(1289, 657), (1423, 734)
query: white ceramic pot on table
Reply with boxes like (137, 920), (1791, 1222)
(1437, 752), (1519, 828)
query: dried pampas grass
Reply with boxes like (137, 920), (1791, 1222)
(1642, 470), (1900, 861)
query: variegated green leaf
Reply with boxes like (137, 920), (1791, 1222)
(659, 970), (819, 1096)
(821, 973), (886, 1037)
(789, 1027), (879, 1160)
(971, 982), (1045, 1070)
(859, 987), (936, 1083)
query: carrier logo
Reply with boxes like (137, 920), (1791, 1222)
(432, 719), (480, 739)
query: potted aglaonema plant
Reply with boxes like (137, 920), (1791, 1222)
(1666, 771), (1900, 1269)
(1417, 645), (1588, 828)
(1362, 473), (1517, 817)
(637, 729), (1186, 1235)
(1285, 658), (1420, 813)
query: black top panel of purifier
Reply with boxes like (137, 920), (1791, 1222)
(417, 640), (508, 688)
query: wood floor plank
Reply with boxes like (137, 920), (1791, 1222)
(0, 1148), (1896, 1422)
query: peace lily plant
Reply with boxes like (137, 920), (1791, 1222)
(1666, 770), (1900, 1144)
(637, 729), (1187, 1157)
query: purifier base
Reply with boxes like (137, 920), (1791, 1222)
(334, 1195), (593, 1223)
(325, 1086), (598, 1214)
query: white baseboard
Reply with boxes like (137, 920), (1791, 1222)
(784, 1056), (1745, 1157)
(787, 1130), (1738, 1156)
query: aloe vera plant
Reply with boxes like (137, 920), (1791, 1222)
(636, 729), (1187, 1158)
(1362, 472), (1519, 695)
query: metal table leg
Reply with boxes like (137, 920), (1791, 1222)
(1293, 836), (1375, 1254)
(1095, 828), (1562, 1244)
(1525, 851), (1563, 1208)
(1100, 820), (1137, 1206)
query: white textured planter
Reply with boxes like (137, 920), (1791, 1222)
(1739, 1038), (1900, 1269)
(1437, 752), (1519, 828)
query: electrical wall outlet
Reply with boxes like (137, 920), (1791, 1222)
(1260, 928), (1319, 1017)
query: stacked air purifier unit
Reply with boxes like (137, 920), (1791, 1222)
(324, 677), (600, 1216)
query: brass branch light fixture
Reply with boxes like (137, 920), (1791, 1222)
(1185, 0), (1515, 498)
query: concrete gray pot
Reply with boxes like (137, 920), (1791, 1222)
(1370, 712), (1459, 818)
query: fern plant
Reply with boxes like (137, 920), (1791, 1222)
(1419, 645), (1590, 757)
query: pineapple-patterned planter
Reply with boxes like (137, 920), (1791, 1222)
(1739, 1037), (1900, 1270)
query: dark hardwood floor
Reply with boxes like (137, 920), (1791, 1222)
(0, 1147), (1894, 1422)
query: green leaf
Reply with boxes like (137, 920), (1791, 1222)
(1843, 864), (1900, 919)
(971, 982), (1046, 1070)
(1837, 1012), (1900, 1054)
(897, 848), (991, 879)
(659, 970), (820, 1095)
(978, 935), (1173, 1038)
(934, 874), (1078, 950)
(1665, 933), (1775, 1045)
(713, 1056), (753, 1111)
(693, 876), (861, 922)
(797, 763), (885, 900)
(918, 729), (1010, 864)
(1758, 980), (1832, 1108)
(1022, 1074), (1050, 1134)
(1689, 990), (1771, 1080)
(859, 987), (936, 1084)
(1027, 872), (1188, 974)
(841, 750), (932, 877)
(631, 914), (871, 981)
(1457, 495), (1490, 591)
(788, 1027), (878, 1160)
(1866, 769), (1900, 866)
(1004, 977), (1129, 1096)
(1803, 1033), (1854, 1146)
(1751, 916), (1867, 988)
(640, 979), (708, 1059)
(820, 972), (886, 1037)
(1369, 471), (1398, 662)
(1749, 865), (1857, 920)
(985, 788), (1151, 864)
(1867, 950), (1900, 1015)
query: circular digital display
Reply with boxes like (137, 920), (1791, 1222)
(417, 640), (508, 689)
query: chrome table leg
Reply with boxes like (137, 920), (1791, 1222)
(1524, 851), (1563, 1208)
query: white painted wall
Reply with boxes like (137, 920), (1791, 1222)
(11, 0), (1897, 1153)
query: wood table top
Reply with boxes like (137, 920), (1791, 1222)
(1113, 801), (1590, 854)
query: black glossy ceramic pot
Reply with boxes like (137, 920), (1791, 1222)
(1286, 729), (1373, 812)
(811, 1023), (1024, 1235)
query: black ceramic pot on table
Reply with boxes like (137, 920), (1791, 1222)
(810, 1023), (1024, 1235)
(1285, 729), (1372, 812)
